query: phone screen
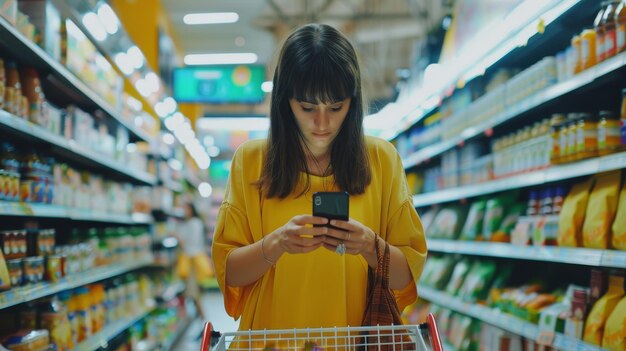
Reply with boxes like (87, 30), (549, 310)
(312, 191), (349, 225)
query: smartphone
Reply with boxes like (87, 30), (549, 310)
(312, 191), (349, 227)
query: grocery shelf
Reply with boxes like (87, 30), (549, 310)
(75, 305), (156, 351)
(162, 316), (195, 351)
(402, 51), (626, 169)
(0, 201), (153, 224)
(70, 209), (153, 224)
(418, 286), (608, 351)
(413, 151), (626, 207)
(0, 259), (153, 310)
(157, 281), (186, 303)
(161, 179), (184, 193)
(0, 110), (156, 186)
(0, 15), (152, 144)
(427, 240), (626, 269)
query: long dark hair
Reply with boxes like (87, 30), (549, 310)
(257, 23), (371, 199)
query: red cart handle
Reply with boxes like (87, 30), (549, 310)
(427, 313), (443, 351)
(201, 322), (213, 351)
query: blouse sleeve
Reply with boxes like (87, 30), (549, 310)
(211, 146), (256, 319)
(382, 145), (428, 311)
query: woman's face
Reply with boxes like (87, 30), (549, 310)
(289, 98), (351, 157)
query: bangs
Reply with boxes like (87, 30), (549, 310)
(290, 56), (356, 104)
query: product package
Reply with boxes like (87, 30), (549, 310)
(429, 206), (468, 240)
(458, 260), (497, 302)
(583, 274), (625, 345)
(445, 259), (472, 296)
(611, 178), (626, 250)
(602, 295), (626, 351)
(582, 170), (622, 249)
(558, 178), (595, 247)
(460, 200), (486, 241)
(492, 203), (526, 242)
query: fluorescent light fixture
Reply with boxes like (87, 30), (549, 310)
(183, 12), (239, 25)
(184, 53), (257, 65)
(198, 182), (213, 198)
(82, 12), (107, 41)
(208, 145), (220, 157)
(203, 135), (215, 146)
(163, 97), (177, 114)
(162, 133), (175, 145)
(261, 81), (273, 93)
(127, 96), (143, 111)
(167, 158), (183, 171)
(127, 46), (144, 69)
(154, 101), (168, 118)
(134, 79), (151, 97)
(145, 72), (160, 93)
(114, 52), (133, 75)
(197, 117), (269, 131)
(97, 3), (119, 35)
(134, 116), (144, 127)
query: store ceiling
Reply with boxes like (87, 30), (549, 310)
(160, 0), (446, 104)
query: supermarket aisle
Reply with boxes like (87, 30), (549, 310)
(174, 290), (239, 350)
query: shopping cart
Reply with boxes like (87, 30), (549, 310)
(200, 313), (443, 351)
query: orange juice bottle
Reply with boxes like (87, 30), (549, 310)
(581, 29), (598, 69)
(572, 35), (582, 74)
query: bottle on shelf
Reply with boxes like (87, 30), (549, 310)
(596, 1), (609, 62)
(581, 28), (598, 70)
(571, 34), (582, 74)
(617, 0), (626, 53)
(601, 1), (621, 60)
(576, 113), (599, 160)
(598, 110), (621, 155)
(550, 113), (566, 164)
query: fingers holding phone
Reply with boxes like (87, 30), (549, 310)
(322, 218), (376, 256)
(272, 215), (328, 255)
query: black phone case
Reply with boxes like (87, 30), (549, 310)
(312, 191), (349, 227)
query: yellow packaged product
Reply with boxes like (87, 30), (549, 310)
(558, 178), (595, 247)
(584, 274), (625, 345)
(602, 294), (626, 351)
(612, 180), (626, 250)
(582, 170), (622, 249)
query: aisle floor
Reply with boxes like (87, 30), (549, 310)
(173, 290), (240, 351)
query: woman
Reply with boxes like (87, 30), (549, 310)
(212, 23), (427, 330)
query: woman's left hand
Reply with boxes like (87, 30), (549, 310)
(323, 218), (376, 257)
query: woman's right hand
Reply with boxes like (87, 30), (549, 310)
(265, 215), (329, 260)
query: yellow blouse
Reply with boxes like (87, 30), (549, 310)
(212, 136), (427, 331)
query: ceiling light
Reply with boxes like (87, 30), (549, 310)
(261, 81), (273, 93)
(97, 3), (119, 35)
(162, 133), (175, 145)
(208, 146), (220, 157)
(82, 12), (107, 41)
(114, 52), (133, 75)
(145, 72), (160, 92)
(198, 182), (213, 198)
(235, 36), (246, 47)
(184, 53), (257, 65)
(183, 12), (239, 25)
(127, 46), (145, 69)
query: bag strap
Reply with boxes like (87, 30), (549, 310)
(373, 233), (391, 289)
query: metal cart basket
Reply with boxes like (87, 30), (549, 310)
(201, 313), (443, 351)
